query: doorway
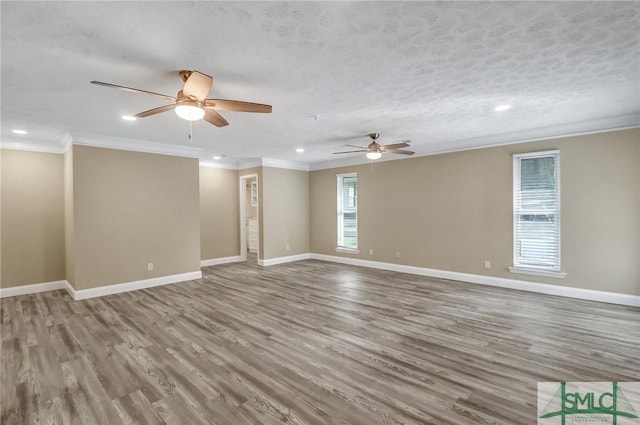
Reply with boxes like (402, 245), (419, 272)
(239, 174), (259, 264)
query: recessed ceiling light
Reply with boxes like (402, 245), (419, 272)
(494, 104), (511, 112)
(122, 115), (137, 121)
(213, 156), (221, 160)
(296, 148), (305, 153)
(12, 129), (27, 135)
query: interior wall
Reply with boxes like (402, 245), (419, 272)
(200, 165), (239, 260)
(64, 147), (76, 286)
(262, 167), (309, 259)
(310, 128), (640, 296)
(72, 145), (201, 290)
(1, 149), (66, 288)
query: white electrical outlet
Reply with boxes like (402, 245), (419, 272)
(484, 261), (491, 270)
(286, 244), (290, 251)
(369, 249), (374, 256)
(147, 262), (154, 271)
(395, 251), (401, 259)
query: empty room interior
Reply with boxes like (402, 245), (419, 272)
(1, 2), (639, 425)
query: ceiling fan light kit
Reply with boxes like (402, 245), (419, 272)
(333, 132), (415, 160)
(91, 70), (272, 128)
(175, 103), (205, 121)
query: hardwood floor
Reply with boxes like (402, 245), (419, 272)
(1, 259), (639, 425)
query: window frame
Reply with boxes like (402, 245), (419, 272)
(336, 172), (359, 253)
(509, 150), (566, 278)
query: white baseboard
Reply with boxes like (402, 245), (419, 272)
(258, 253), (312, 267)
(0, 280), (69, 298)
(65, 281), (76, 299)
(309, 254), (640, 307)
(71, 271), (203, 300)
(201, 256), (243, 267)
(4, 259), (636, 307)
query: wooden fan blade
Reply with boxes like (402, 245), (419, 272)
(345, 144), (368, 149)
(333, 150), (367, 154)
(390, 150), (415, 155)
(381, 142), (410, 150)
(183, 71), (213, 101)
(204, 99), (272, 113)
(90, 81), (176, 101)
(135, 104), (176, 117)
(203, 108), (229, 127)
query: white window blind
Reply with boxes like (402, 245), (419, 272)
(513, 150), (560, 271)
(337, 173), (357, 250)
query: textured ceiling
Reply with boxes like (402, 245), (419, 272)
(1, 1), (639, 166)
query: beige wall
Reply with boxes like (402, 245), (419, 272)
(310, 128), (640, 296)
(1, 149), (66, 288)
(71, 146), (201, 289)
(200, 166), (239, 260)
(262, 167), (309, 259)
(64, 148), (76, 286)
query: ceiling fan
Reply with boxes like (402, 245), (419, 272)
(91, 70), (272, 127)
(333, 133), (415, 160)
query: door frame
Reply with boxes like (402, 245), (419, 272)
(239, 173), (259, 261)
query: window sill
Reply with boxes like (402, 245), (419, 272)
(336, 247), (359, 255)
(508, 267), (567, 279)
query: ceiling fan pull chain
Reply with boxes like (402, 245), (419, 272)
(188, 120), (193, 142)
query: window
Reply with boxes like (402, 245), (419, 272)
(337, 173), (358, 251)
(511, 150), (564, 277)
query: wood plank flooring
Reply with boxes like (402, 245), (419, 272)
(1, 259), (639, 425)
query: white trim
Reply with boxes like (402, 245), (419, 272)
(65, 281), (76, 298)
(309, 123), (640, 171)
(5, 125), (636, 170)
(335, 247), (360, 254)
(261, 157), (310, 171)
(200, 256), (243, 267)
(0, 280), (69, 298)
(72, 134), (203, 158)
(509, 266), (567, 279)
(60, 133), (73, 152)
(309, 254), (640, 307)
(512, 150), (561, 272)
(432, 116), (640, 157)
(238, 159), (262, 170)
(71, 271), (202, 301)
(239, 173), (259, 262)
(237, 157), (310, 171)
(258, 253), (312, 266)
(199, 161), (239, 170)
(337, 172), (358, 251)
(0, 137), (68, 154)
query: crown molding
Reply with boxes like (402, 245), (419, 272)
(0, 136), (68, 154)
(4, 115), (637, 171)
(424, 114), (640, 156)
(71, 133), (204, 158)
(60, 132), (73, 152)
(261, 157), (310, 171)
(309, 119), (640, 171)
(236, 157), (310, 171)
(237, 158), (263, 170)
(199, 160), (239, 170)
